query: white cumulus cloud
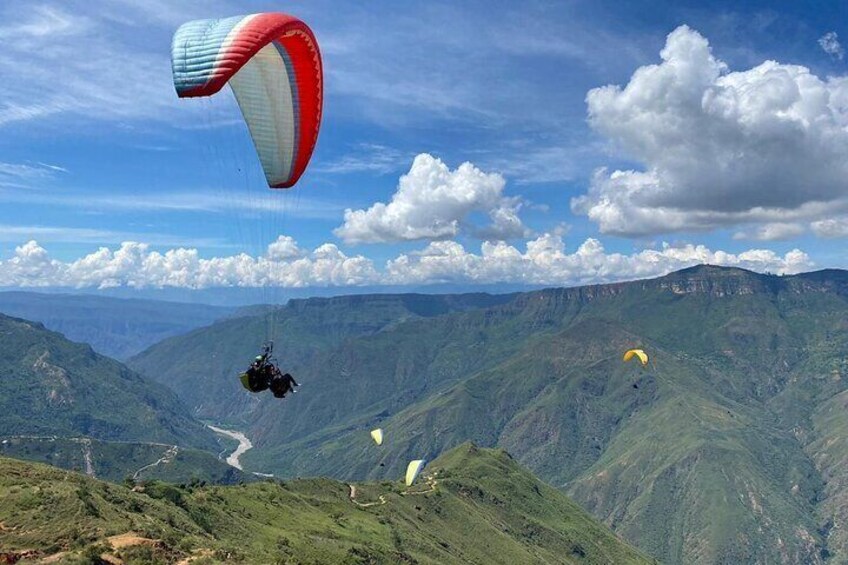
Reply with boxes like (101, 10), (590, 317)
(334, 154), (528, 244)
(572, 25), (848, 237)
(266, 236), (303, 261)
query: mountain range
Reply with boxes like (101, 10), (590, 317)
(0, 312), (244, 485)
(4, 266), (848, 562)
(127, 266), (848, 564)
(0, 291), (233, 360)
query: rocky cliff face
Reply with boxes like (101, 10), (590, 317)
(519, 265), (848, 305)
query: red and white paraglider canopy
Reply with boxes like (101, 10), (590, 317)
(171, 13), (323, 188)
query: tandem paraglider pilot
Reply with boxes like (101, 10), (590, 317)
(239, 342), (299, 399)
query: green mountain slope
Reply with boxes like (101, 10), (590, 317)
(130, 292), (516, 422)
(0, 291), (233, 360)
(0, 436), (246, 485)
(0, 313), (218, 451)
(0, 444), (653, 565)
(128, 266), (848, 563)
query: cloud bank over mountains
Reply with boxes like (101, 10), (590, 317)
(0, 235), (812, 290)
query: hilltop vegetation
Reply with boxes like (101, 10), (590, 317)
(0, 444), (652, 564)
(129, 266), (848, 563)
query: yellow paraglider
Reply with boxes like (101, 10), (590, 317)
(623, 349), (648, 366)
(370, 428), (384, 446)
(405, 460), (425, 486)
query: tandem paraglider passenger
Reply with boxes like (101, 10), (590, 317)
(239, 342), (299, 399)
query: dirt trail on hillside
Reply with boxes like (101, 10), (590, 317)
(348, 484), (388, 507)
(401, 473), (439, 496)
(348, 473), (439, 508)
(132, 445), (178, 480)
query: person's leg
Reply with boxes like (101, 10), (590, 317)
(269, 375), (286, 398)
(281, 374), (295, 395)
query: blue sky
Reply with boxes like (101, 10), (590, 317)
(1, 0), (847, 292)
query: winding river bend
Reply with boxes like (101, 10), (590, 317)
(207, 425), (252, 470)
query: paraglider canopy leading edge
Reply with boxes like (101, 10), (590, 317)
(171, 12), (323, 189)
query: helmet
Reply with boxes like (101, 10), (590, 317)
(255, 355), (264, 362)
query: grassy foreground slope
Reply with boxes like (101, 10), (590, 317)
(0, 444), (653, 565)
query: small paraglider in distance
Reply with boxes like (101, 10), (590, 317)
(239, 341), (299, 399)
(371, 429), (385, 467)
(623, 348), (649, 366)
(624, 348), (649, 390)
(405, 460), (426, 486)
(171, 12), (323, 189)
